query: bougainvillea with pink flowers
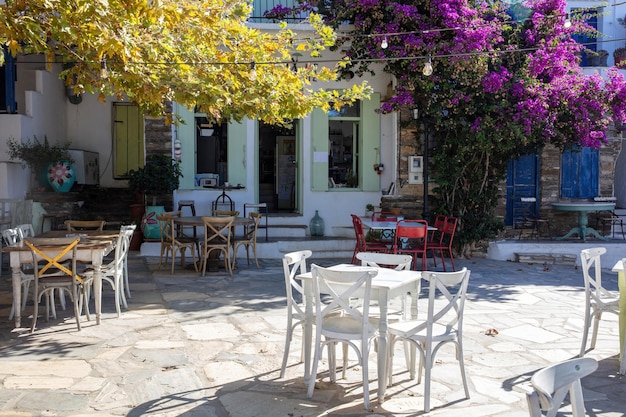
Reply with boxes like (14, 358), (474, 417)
(282, 0), (626, 249)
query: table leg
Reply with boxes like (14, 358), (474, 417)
(377, 291), (389, 404)
(93, 263), (102, 325)
(556, 211), (609, 241)
(11, 264), (22, 328)
(617, 270), (626, 375)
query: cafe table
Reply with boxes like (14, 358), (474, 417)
(173, 215), (252, 230)
(1, 229), (118, 329)
(552, 202), (615, 242)
(297, 264), (422, 403)
(610, 260), (626, 375)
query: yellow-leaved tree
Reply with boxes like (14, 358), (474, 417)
(0, 0), (370, 124)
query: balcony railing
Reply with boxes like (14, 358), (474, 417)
(249, 0), (310, 23)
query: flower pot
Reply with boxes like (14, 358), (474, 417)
(141, 205), (165, 239)
(47, 160), (75, 192)
(129, 229), (143, 251)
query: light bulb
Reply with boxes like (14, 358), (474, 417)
(249, 62), (257, 81)
(100, 61), (108, 79)
(564, 13), (571, 28)
(381, 36), (388, 49)
(422, 57), (433, 76)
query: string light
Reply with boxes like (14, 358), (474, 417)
(381, 36), (388, 49)
(422, 56), (433, 76)
(564, 13), (572, 28)
(100, 60), (108, 78)
(249, 61), (257, 81)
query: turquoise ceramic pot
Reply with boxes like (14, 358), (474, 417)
(47, 160), (75, 192)
(142, 206), (165, 239)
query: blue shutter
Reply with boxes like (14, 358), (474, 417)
(561, 147), (598, 198)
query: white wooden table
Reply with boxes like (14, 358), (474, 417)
(297, 264), (422, 403)
(2, 230), (117, 329)
(610, 260), (626, 374)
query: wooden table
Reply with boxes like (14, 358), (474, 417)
(1, 230), (118, 329)
(173, 215), (252, 229)
(297, 264), (422, 403)
(552, 202), (615, 241)
(610, 260), (626, 375)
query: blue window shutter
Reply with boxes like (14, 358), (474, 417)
(561, 147), (598, 198)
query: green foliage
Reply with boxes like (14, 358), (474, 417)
(127, 154), (183, 203)
(6, 135), (72, 174)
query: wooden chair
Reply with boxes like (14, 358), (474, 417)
(387, 268), (471, 412)
(393, 220), (429, 270)
(65, 220), (106, 232)
(80, 225), (134, 317)
(371, 211), (398, 241)
(427, 216), (458, 271)
(156, 211), (199, 274)
(307, 264), (379, 410)
(526, 357), (598, 417)
(200, 216), (235, 277)
(280, 250), (312, 378)
(232, 212), (262, 268)
(579, 247), (619, 357)
(350, 214), (389, 264)
(23, 237), (86, 332)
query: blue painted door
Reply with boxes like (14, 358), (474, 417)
(561, 146), (599, 198)
(506, 153), (540, 226)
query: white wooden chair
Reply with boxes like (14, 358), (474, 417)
(579, 247), (619, 357)
(387, 268), (471, 412)
(280, 250), (312, 379)
(526, 357), (598, 417)
(307, 264), (378, 410)
(2, 227), (35, 320)
(80, 225), (134, 317)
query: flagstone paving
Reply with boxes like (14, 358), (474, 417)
(0, 254), (624, 416)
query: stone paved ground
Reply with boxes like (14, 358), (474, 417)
(0, 254), (625, 416)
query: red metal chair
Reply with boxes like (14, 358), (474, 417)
(372, 211), (398, 241)
(393, 220), (429, 270)
(429, 214), (446, 243)
(351, 214), (389, 264)
(427, 216), (458, 271)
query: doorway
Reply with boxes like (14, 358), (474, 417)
(258, 123), (298, 213)
(505, 153), (540, 226)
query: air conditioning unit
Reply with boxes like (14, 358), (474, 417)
(68, 150), (99, 185)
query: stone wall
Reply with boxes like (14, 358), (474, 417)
(144, 102), (175, 210)
(393, 110), (622, 236)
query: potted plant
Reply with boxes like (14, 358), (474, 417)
(614, 47), (626, 68)
(587, 49), (608, 66)
(126, 154), (183, 239)
(6, 135), (73, 191)
(365, 203), (375, 217)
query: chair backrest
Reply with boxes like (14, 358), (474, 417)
(439, 216), (458, 246)
(580, 247), (609, 298)
(310, 264), (378, 333)
(156, 211), (181, 244)
(2, 227), (22, 245)
(356, 252), (412, 270)
(213, 210), (240, 217)
(113, 225), (134, 270)
(202, 216), (234, 247)
(24, 237), (81, 282)
(394, 220), (428, 251)
(429, 214), (447, 241)
(65, 220), (106, 232)
(241, 212), (262, 241)
(526, 357), (598, 417)
(16, 223), (36, 238)
(351, 214), (366, 251)
(372, 211), (398, 222)
(282, 250), (313, 318)
(409, 268), (470, 340)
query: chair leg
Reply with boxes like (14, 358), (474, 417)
(579, 306), (591, 357)
(280, 318), (294, 378)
